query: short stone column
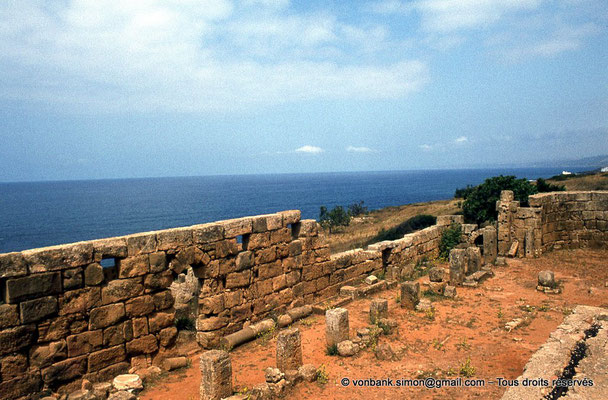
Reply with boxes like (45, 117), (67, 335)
(466, 247), (482, 274)
(276, 328), (303, 371)
(370, 299), (388, 324)
(483, 227), (498, 264)
(200, 350), (232, 400)
(325, 308), (349, 347)
(400, 282), (419, 309)
(449, 248), (466, 285)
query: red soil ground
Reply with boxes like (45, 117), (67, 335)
(141, 248), (608, 400)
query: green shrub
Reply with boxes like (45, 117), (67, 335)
(462, 175), (537, 224)
(326, 344), (338, 356)
(439, 223), (461, 260)
(536, 178), (565, 192)
(319, 205), (351, 232)
(370, 214), (436, 243)
(347, 201), (368, 217)
(454, 185), (475, 199)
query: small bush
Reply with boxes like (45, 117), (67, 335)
(454, 185), (475, 199)
(326, 344), (338, 356)
(319, 205), (351, 233)
(459, 357), (476, 377)
(175, 317), (195, 331)
(316, 364), (329, 385)
(370, 214), (437, 243)
(439, 223), (462, 260)
(347, 201), (368, 217)
(536, 178), (566, 192)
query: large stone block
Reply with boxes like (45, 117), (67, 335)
(89, 303), (126, 330)
(23, 242), (93, 273)
(148, 311), (174, 333)
(88, 345), (126, 372)
(465, 247), (482, 274)
(235, 251), (254, 270)
(400, 282), (420, 310)
(20, 295), (58, 323)
(225, 270), (251, 289)
(63, 267), (83, 290)
(156, 228), (193, 251)
(0, 353), (28, 380)
(59, 287), (102, 315)
(200, 350), (232, 400)
(118, 255), (150, 278)
(325, 308), (349, 347)
(92, 237), (128, 259)
(144, 270), (173, 291)
(196, 316), (227, 332)
(67, 330), (103, 357)
(0, 373), (42, 400)
(30, 340), (67, 368)
(449, 249), (466, 285)
(223, 218), (253, 238)
(148, 251), (168, 273)
(0, 252), (28, 278)
(125, 295), (155, 317)
(41, 355), (87, 386)
(152, 290), (174, 311)
(126, 334), (158, 356)
(103, 321), (133, 346)
(101, 277), (143, 305)
(0, 324), (37, 356)
(276, 328), (302, 372)
(370, 299), (388, 324)
(84, 263), (105, 286)
(193, 224), (224, 244)
(0, 303), (20, 329)
(126, 233), (157, 256)
(4, 272), (61, 303)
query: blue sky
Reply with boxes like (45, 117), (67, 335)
(0, 0), (607, 182)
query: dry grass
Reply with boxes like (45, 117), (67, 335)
(323, 199), (461, 253)
(547, 172), (608, 191)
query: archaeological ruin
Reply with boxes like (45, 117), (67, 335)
(0, 190), (607, 399)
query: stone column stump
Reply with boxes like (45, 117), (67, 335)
(449, 248), (466, 285)
(400, 282), (419, 309)
(200, 350), (232, 400)
(325, 308), (349, 347)
(370, 299), (388, 324)
(276, 327), (303, 371)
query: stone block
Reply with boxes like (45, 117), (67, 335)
(23, 242), (93, 273)
(200, 350), (232, 400)
(196, 316), (227, 332)
(41, 356), (87, 386)
(118, 255), (150, 278)
(144, 270), (173, 292)
(0, 303), (20, 328)
(132, 317), (149, 338)
(400, 282), (420, 310)
(465, 246), (482, 274)
(103, 321), (132, 346)
(126, 334), (158, 356)
(63, 267), (83, 290)
(156, 228), (193, 251)
(223, 218), (253, 238)
(159, 326), (178, 347)
(280, 210), (301, 226)
(148, 252), (168, 273)
(88, 345), (126, 372)
(153, 290), (174, 310)
(148, 311), (174, 333)
(30, 340), (67, 368)
(84, 263), (105, 286)
(370, 299), (388, 324)
(89, 303), (126, 330)
(325, 308), (349, 347)
(20, 295), (58, 323)
(101, 277), (143, 305)
(125, 295), (155, 317)
(215, 240), (240, 258)
(0, 353), (28, 380)
(59, 287), (102, 315)
(67, 330), (103, 357)
(0, 252), (28, 278)
(0, 324), (37, 356)
(276, 328), (303, 371)
(4, 272), (61, 303)
(0, 373), (42, 399)
(235, 251), (254, 270)
(449, 249), (466, 285)
(226, 270), (251, 289)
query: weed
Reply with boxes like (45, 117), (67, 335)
(256, 323), (276, 346)
(538, 303), (551, 312)
(376, 320), (392, 335)
(446, 367), (457, 376)
(175, 317), (195, 331)
(459, 357), (476, 377)
(432, 338), (444, 351)
(423, 289), (447, 301)
(562, 307), (573, 316)
(497, 307), (504, 320)
(368, 326), (382, 350)
(465, 317), (477, 328)
(395, 294), (401, 304)
(299, 317), (315, 327)
(456, 337), (470, 351)
(424, 307), (436, 321)
(326, 344), (338, 356)
(376, 270), (386, 280)
(316, 364), (329, 385)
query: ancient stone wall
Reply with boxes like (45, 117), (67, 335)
(0, 209), (464, 398)
(497, 190), (608, 257)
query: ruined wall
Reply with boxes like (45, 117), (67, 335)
(497, 190), (608, 257)
(0, 209), (465, 398)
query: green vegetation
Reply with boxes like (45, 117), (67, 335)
(456, 175), (538, 224)
(316, 364), (329, 385)
(536, 177), (566, 192)
(319, 205), (350, 232)
(459, 357), (476, 377)
(326, 344), (338, 356)
(347, 200), (368, 217)
(439, 223), (462, 260)
(454, 185), (475, 199)
(370, 214), (436, 243)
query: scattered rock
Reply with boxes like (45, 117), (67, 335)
(495, 257), (506, 266)
(108, 391), (136, 400)
(137, 365), (162, 381)
(161, 356), (188, 371)
(113, 374), (143, 392)
(81, 379), (93, 391)
(249, 383), (271, 400)
(277, 314), (292, 328)
(507, 241), (519, 257)
(428, 267), (445, 282)
(377, 318), (398, 335)
(67, 390), (95, 400)
(364, 275), (379, 285)
(340, 286), (359, 299)
(374, 343), (395, 361)
(284, 369), (301, 385)
(264, 367), (284, 384)
(444, 285), (457, 298)
(297, 364), (317, 382)
(92, 382), (112, 399)
(428, 281), (446, 294)
(356, 328), (371, 337)
(505, 318), (525, 332)
(538, 270), (555, 287)
(337, 340), (359, 357)
(415, 299), (432, 312)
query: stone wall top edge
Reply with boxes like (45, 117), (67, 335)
(0, 209), (300, 258)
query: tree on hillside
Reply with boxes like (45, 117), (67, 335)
(536, 178), (566, 192)
(319, 205), (351, 232)
(462, 175), (538, 224)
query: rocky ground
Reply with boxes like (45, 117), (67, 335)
(140, 248), (608, 400)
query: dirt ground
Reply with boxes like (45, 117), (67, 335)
(140, 248), (608, 400)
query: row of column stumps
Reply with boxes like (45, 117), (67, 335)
(200, 327), (303, 400)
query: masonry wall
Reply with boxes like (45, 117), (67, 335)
(497, 190), (608, 257)
(0, 209), (464, 398)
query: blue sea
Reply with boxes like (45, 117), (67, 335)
(0, 167), (584, 253)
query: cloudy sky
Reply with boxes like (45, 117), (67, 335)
(1, 0), (607, 181)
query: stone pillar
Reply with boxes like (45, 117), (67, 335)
(325, 308), (349, 347)
(497, 190), (519, 256)
(524, 229), (535, 258)
(399, 282), (419, 310)
(449, 249), (466, 285)
(483, 227), (498, 264)
(466, 246), (482, 274)
(370, 299), (388, 324)
(276, 328), (303, 371)
(200, 350), (232, 400)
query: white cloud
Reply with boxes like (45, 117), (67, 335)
(0, 1), (429, 113)
(295, 145), (324, 154)
(455, 136), (468, 143)
(419, 144), (433, 150)
(346, 146), (375, 153)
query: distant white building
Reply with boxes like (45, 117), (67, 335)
(601, 166), (608, 172)
(562, 171), (572, 175)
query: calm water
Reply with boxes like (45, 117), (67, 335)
(0, 168), (582, 253)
